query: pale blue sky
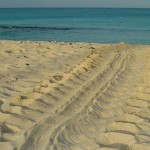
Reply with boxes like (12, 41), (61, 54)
(0, 0), (150, 8)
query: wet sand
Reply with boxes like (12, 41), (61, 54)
(0, 40), (150, 150)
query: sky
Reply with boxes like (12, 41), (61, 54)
(0, 0), (150, 8)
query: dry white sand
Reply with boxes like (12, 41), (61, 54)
(0, 40), (150, 150)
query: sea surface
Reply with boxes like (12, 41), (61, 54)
(0, 8), (150, 44)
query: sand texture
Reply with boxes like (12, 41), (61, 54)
(0, 40), (150, 150)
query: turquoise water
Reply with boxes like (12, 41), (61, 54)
(0, 8), (150, 44)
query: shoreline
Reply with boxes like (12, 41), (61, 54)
(0, 40), (150, 149)
(0, 39), (149, 45)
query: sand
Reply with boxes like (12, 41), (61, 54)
(0, 40), (150, 150)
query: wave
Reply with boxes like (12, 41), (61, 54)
(0, 25), (149, 32)
(0, 26), (73, 30)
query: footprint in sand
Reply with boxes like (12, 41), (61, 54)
(49, 79), (55, 83)
(5, 50), (12, 54)
(49, 74), (63, 84)
(53, 75), (63, 81)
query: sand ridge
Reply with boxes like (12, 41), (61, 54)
(0, 41), (150, 150)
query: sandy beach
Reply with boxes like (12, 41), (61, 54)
(0, 40), (150, 150)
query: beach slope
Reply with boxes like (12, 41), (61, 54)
(0, 41), (150, 150)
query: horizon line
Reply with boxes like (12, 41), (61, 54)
(0, 7), (150, 9)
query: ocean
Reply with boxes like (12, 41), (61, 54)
(0, 8), (150, 44)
